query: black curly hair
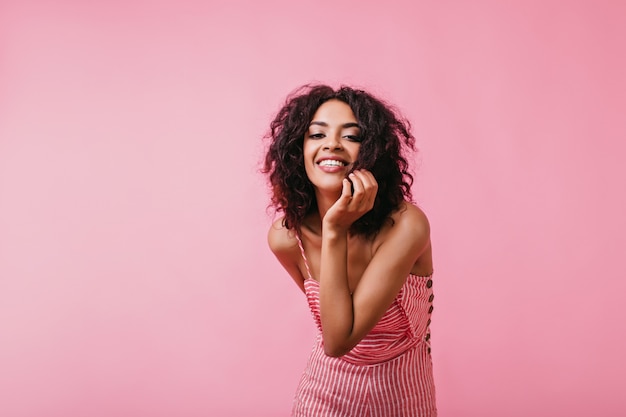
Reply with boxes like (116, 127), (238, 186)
(263, 84), (416, 238)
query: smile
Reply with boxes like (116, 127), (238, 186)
(318, 159), (347, 167)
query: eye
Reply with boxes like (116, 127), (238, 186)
(344, 135), (362, 142)
(308, 133), (325, 139)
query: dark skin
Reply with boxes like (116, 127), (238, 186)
(268, 100), (433, 357)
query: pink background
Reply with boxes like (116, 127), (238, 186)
(1, 1), (625, 416)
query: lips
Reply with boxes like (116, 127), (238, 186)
(316, 157), (348, 167)
(315, 157), (350, 174)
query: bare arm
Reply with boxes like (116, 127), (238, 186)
(319, 171), (430, 357)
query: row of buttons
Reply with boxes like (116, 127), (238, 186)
(426, 279), (434, 354)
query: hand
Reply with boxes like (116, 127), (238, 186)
(323, 170), (378, 232)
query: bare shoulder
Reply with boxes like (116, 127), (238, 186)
(372, 201), (432, 275)
(267, 217), (299, 255)
(267, 217), (307, 291)
(371, 202), (431, 258)
(390, 202), (430, 240)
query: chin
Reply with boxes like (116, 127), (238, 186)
(312, 180), (343, 193)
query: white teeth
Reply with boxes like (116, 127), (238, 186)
(319, 160), (345, 167)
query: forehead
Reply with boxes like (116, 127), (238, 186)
(311, 99), (357, 123)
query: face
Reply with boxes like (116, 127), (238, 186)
(303, 99), (361, 194)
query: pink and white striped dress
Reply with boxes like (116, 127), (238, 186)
(293, 238), (437, 417)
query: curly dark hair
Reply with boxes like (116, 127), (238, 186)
(263, 84), (416, 238)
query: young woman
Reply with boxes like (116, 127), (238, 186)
(263, 84), (437, 416)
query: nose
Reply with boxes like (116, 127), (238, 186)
(322, 132), (343, 150)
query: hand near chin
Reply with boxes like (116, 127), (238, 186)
(323, 169), (378, 233)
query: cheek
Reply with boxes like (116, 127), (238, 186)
(302, 139), (311, 155)
(303, 150), (315, 177)
(302, 140), (316, 163)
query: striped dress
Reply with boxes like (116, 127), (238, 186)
(293, 238), (437, 417)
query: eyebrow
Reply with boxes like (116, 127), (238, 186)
(309, 121), (361, 129)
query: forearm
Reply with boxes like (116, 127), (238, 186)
(319, 226), (355, 356)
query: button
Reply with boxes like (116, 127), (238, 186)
(425, 333), (430, 341)
(426, 279), (433, 288)
(428, 305), (434, 314)
(428, 294), (434, 302)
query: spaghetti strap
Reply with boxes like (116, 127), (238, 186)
(295, 233), (314, 281)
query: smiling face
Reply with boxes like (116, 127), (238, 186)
(303, 99), (362, 195)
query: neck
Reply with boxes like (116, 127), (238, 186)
(313, 189), (341, 229)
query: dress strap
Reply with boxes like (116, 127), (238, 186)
(295, 232), (314, 281)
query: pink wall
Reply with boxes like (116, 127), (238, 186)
(1, 1), (625, 416)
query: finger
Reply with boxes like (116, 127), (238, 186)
(355, 169), (377, 189)
(340, 178), (353, 201)
(348, 172), (366, 203)
(353, 170), (377, 208)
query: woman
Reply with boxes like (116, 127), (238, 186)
(264, 84), (437, 416)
